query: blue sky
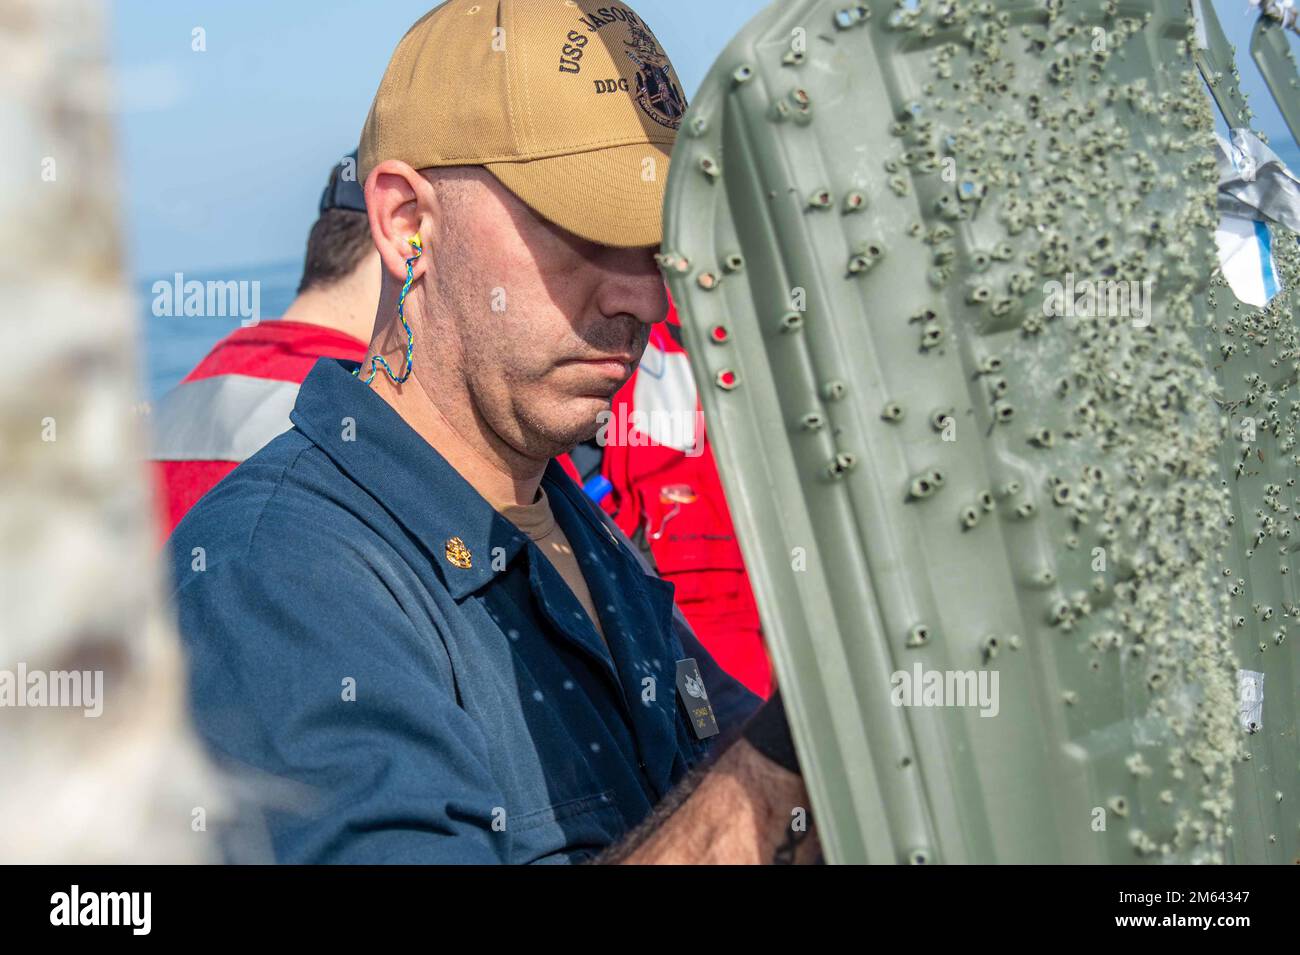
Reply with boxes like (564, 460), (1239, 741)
(110, 0), (1300, 279)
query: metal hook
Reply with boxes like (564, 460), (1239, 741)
(648, 484), (697, 540)
(650, 502), (682, 541)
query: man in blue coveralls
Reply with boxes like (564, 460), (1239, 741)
(169, 0), (817, 863)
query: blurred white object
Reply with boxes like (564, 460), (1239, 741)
(0, 0), (223, 862)
(1214, 215), (1281, 306)
(1213, 129), (1299, 305)
(1250, 0), (1300, 34)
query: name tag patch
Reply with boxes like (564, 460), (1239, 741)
(675, 657), (719, 739)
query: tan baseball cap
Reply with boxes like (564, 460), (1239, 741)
(358, 0), (687, 248)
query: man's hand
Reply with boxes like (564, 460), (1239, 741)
(597, 694), (820, 864)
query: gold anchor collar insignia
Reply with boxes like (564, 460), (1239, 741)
(444, 536), (472, 569)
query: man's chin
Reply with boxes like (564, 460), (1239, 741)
(526, 394), (611, 457)
(558, 394), (612, 445)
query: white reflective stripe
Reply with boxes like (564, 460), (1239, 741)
(151, 374), (300, 461)
(631, 343), (699, 451)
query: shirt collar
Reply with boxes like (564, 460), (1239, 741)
(289, 358), (532, 599)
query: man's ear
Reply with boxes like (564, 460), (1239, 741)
(365, 160), (434, 281)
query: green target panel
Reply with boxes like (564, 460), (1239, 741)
(663, 0), (1300, 863)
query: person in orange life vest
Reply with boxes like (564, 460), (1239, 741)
(151, 150), (588, 538)
(595, 297), (773, 699)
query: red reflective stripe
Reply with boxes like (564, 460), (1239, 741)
(183, 321), (367, 384)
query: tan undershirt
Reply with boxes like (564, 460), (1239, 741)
(494, 488), (608, 649)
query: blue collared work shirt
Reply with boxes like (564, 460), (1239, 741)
(168, 358), (761, 863)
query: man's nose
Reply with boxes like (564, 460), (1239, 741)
(596, 247), (669, 326)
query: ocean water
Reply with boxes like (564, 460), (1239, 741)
(137, 259), (302, 402)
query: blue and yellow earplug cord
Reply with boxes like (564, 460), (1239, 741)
(354, 234), (421, 385)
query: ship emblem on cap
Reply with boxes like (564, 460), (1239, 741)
(623, 25), (685, 130)
(444, 537), (472, 569)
